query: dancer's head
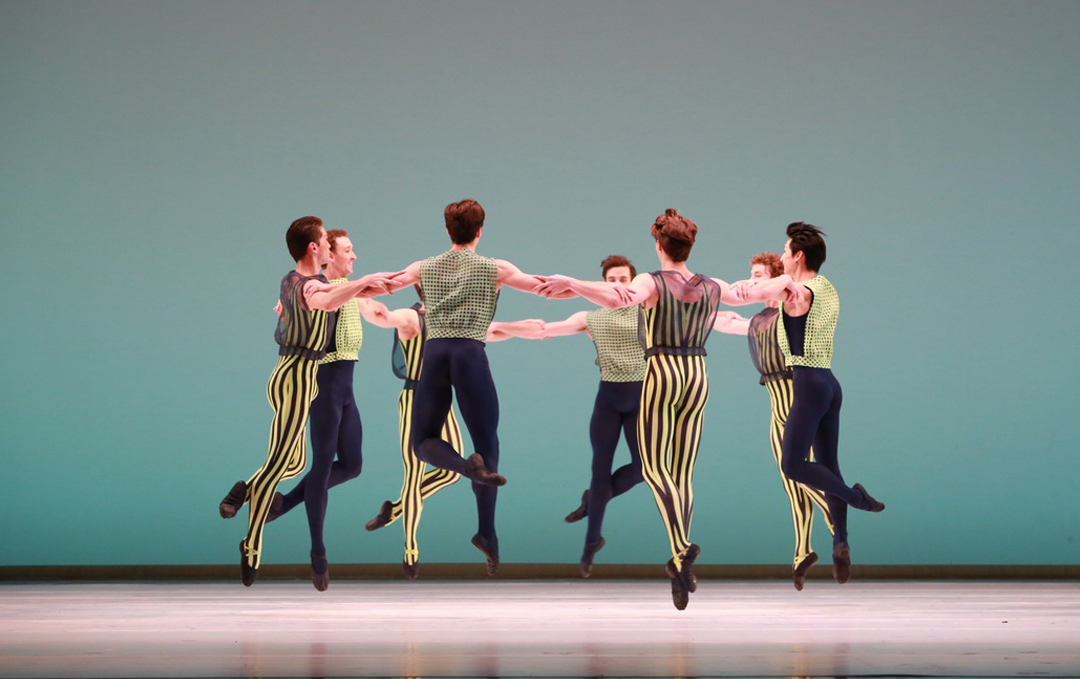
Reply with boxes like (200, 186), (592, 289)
(324, 229), (356, 278)
(782, 221), (826, 275)
(749, 252), (783, 279)
(600, 254), (636, 284)
(445, 199), (485, 244)
(651, 209), (697, 262)
(287, 216), (328, 265)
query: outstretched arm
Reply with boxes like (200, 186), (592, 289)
(535, 272), (655, 309)
(486, 319), (546, 342)
(495, 259), (546, 294)
(357, 299), (422, 340)
(729, 274), (806, 309)
(712, 310), (751, 336)
(303, 271), (400, 311)
(540, 311), (589, 338)
(355, 298), (393, 328)
(487, 310), (590, 342)
(378, 260), (422, 296)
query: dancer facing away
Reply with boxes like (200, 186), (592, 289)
(256, 229), (392, 591)
(537, 209), (745, 610)
(713, 252), (835, 590)
(730, 222), (884, 584)
(364, 300), (543, 579)
(360, 298), (466, 579)
(377, 198), (557, 575)
(218, 217), (396, 587)
(488, 255), (646, 578)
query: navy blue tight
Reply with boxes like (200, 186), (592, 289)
(585, 381), (644, 544)
(279, 360), (363, 557)
(780, 366), (867, 542)
(411, 338), (500, 546)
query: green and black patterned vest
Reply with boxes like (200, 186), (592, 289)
(419, 249), (499, 342)
(586, 307), (646, 382)
(319, 278), (363, 364)
(778, 275), (839, 369)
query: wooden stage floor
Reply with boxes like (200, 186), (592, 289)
(1, 579), (1078, 678)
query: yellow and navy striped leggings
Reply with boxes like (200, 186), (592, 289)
(394, 387), (464, 566)
(638, 353), (709, 569)
(765, 378), (834, 568)
(241, 354), (318, 569)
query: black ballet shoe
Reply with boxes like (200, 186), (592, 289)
(666, 560), (689, 611)
(664, 554), (698, 597)
(663, 544), (700, 593)
(579, 537), (605, 578)
(853, 483), (885, 512)
(311, 554), (329, 592)
(239, 541), (257, 587)
(219, 481), (246, 519)
(465, 454), (507, 487)
(365, 500), (394, 531)
(680, 544), (700, 593)
(470, 533), (500, 576)
(793, 552), (818, 591)
(264, 492), (285, 523)
(402, 560), (420, 580)
(564, 490), (589, 523)
(832, 542), (851, 585)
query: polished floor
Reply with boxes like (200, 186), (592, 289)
(1, 578), (1078, 678)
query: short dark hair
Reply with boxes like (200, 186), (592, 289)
(749, 252), (783, 278)
(286, 216), (323, 262)
(786, 222), (826, 272)
(444, 199), (485, 244)
(650, 209), (697, 262)
(600, 254), (636, 279)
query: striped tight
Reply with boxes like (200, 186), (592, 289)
(394, 388), (464, 565)
(638, 353), (709, 569)
(241, 354), (319, 569)
(764, 378), (834, 566)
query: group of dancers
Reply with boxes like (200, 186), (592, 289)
(217, 200), (885, 610)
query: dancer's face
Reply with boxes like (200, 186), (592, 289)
(327, 236), (357, 278)
(604, 266), (633, 285)
(780, 239), (798, 275)
(314, 228), (331, 267)
(750, 263), (772, 280)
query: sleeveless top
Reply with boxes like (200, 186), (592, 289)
(419, 249), (499, 342)
(319, 278), (363, 364)
(275, 271), (333, 361)
(639, 270), (722, 358)
(586, 307), (646, 382)
(778, 275), (839, 369)
(391, 305), (426, 390)
(747, 307), (792, 385)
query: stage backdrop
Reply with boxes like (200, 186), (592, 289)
(2, 0), (1077, 569)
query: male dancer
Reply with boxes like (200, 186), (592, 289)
(713, 252), (835, 590)
(731, 222), (885, 583)
(360, 298), (464, 579)
(257, 229), (382, 591)
(537, 209), (745, 610)
(364, 301), (543, 578)
(378, 199), (555, 574)
(489, 255), (645, 578)
(218, 217), (395, 587)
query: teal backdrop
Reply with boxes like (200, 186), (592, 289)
(1, 0), (1077, 568)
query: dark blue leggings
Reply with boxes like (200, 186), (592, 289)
(410, 338), (500, 546)
(585, 381), (644, 544)
(780, 366), (868, 543)
(280, 360), (363, 556)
